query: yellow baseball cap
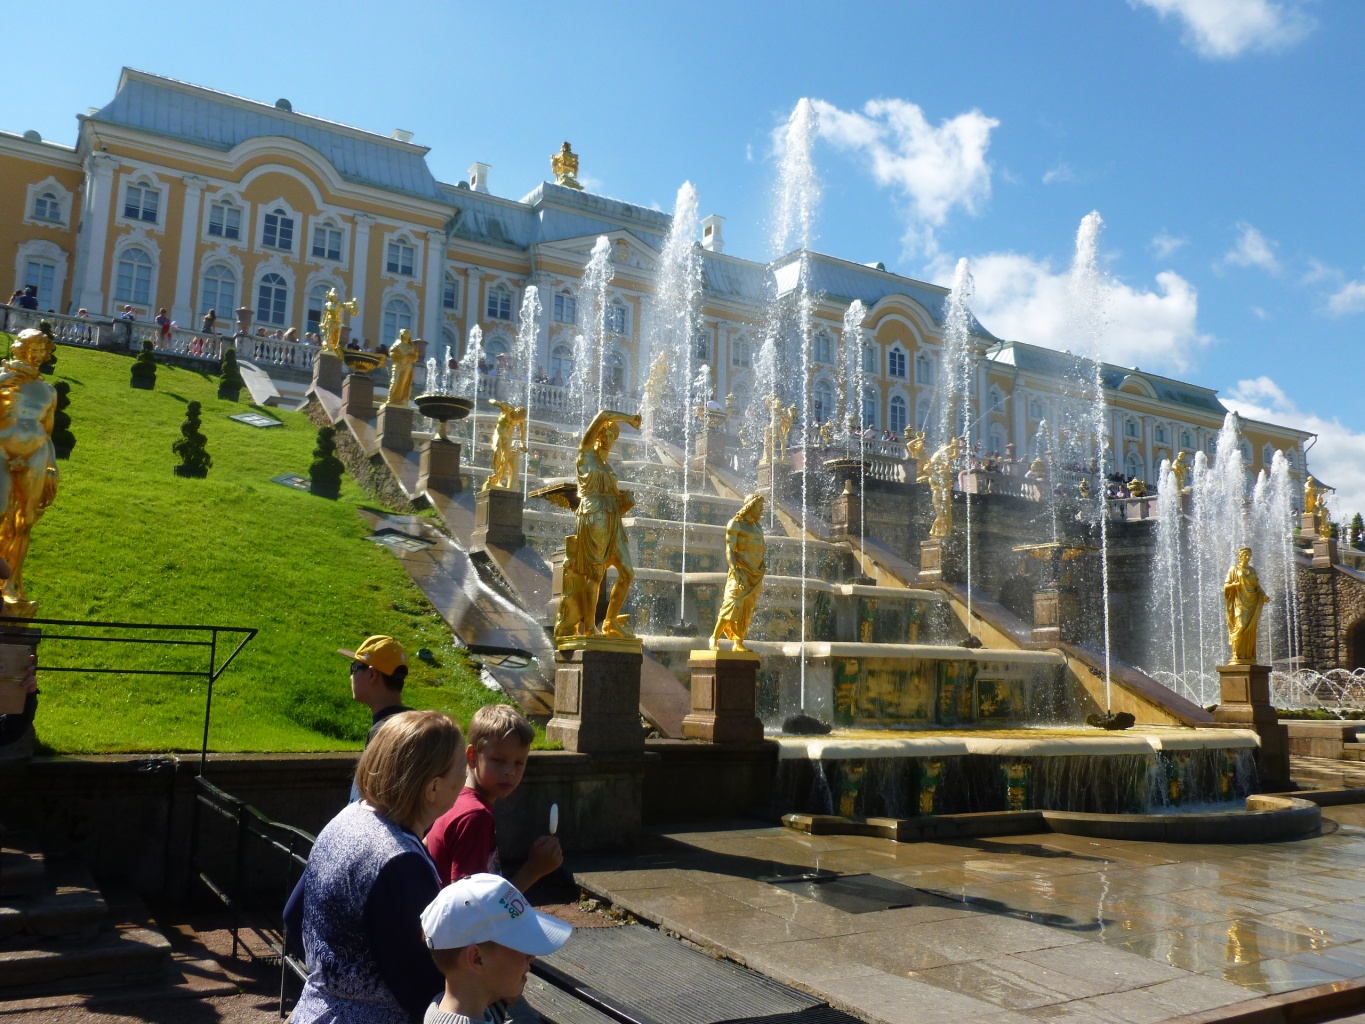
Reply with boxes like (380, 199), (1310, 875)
(338, 635), (407, 676)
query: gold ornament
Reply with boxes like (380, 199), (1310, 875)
(551, 142), (583, 190)
(710, 494), (767, 652)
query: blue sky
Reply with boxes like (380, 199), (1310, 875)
(11, 1), (1365, 508)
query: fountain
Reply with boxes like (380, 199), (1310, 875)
(516, 285), (542, 501)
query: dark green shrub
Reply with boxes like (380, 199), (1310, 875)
(52, 381), (75, 459)
(172, 401), (211, 478)
(37, 320), (56, 374)
(309, 425), (346, 499)
(218, 347), (245, 401)
(130, 340), (156, 389)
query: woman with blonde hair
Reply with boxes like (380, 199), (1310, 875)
(286, 710), (464, 1023)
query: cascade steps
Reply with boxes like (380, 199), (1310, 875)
(1340, 741), (1365, 762)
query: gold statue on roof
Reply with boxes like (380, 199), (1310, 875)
(0, 329), (59, 617)
(552, 141), (583, 190)
(318, 288), (359, 357)
(710, 494), (767, 653)
(1224, 546), (1267, 665)
(484, 400), (529, 492)
(385, 328), (418, 407)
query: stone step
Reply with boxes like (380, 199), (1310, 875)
(0, 859), (107, 941)
(0, 833), (44, 898)
(0, 922), (171, 988)
(1341, 743), (1365, 762)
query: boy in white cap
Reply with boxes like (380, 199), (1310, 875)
(419, 873), (571, 1024)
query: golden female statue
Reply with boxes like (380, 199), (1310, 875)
(710, 494), (767, 652)
(555, 409), (642, 643)
(918, 437), (960, 539)
(483, 400), (528, 492)
(386, 328), (418, 406)
(318, 288), (359, 356)
(0, 329), (59, 617)
(1223, 546), (1267, 665)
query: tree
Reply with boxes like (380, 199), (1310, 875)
(51, 381), (75, 459)
(309, 425), (346, 499)
(218, 346), (245, 401)
(1351, 513), (1364, 550)
(172, 401), (211, 478)
(130, 340), (157, 389)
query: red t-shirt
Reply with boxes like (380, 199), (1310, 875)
(426, 786), (501, 885)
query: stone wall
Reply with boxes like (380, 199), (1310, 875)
(1296, 561), (1365, 671)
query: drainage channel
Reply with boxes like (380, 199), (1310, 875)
(515, 924), (861, 1024)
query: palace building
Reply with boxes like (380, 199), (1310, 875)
(0, 68), (1312, 482)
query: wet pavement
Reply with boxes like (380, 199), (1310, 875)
(576, 807), (1365, 1024)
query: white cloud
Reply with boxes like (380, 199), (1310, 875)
(1251, 306), (1269, 319)
(1133, 0), (1314, 59)
(1219, 221), (1279, 273)
(1224, 376), (1365, 517)
(1042, 162), (1078, 185)
(1328, 276), (1365, 316)
(948, 250), (1209, 373)
(1150, 231), (1187, 259)
(813, 97), (999, 257)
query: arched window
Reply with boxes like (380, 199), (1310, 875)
(486, 286), (512, 321)
(731, 335), (751, 368)
(914, 352), (933, 384)
(382, 296), (414, 341)
(256, 272), (288, 326)
(306, 284), (331, 335)
(443, 274), (461, 312)
(1124, 452), (1143, 480)
(862, 344), (876, 375)
(262, 208), (294, 252)
(550, 344), (573, 383)
(862, 385), (879, 429)
(604, 348), (626, 394)
(385, 238), (415, 276)
(200, 264), (236, 319)
(1284, 449), (1297, 472)
(441, 327), (457, 363)
(814, 331), (833, 364)
(32, 192), (61, 222)
(988, 386), (1005, 412)
(1262, 443), (1275, 467)
(915, 403), (932, 433)
(989, 427), (1007, 456)
(312, 220), (343, 261)
(888, 347), (907, 379)
(23, 258), (57, 309)
(694, 330), (711, 361)
(813, 380), (834, 423)
(484, 336), (509, 361)
(123, 181), (159, 223)
(1180, 430), (1192, 450)
(1155, 423), (1170, 445)
(605, 301), (627, 335)
(1239, 439), (1252, 463)
(889, 394), (908, 434)
(115, 247), (153, 305)
(208, 200), (241, 240)
(552, 290), (576, 324)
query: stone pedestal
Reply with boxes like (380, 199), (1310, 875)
(683, 650), (764, 743)
(918, 537), (965, 584)
(376, 403), (415, 453)
(831, 483), (862, 540)
(0, 627), (40, 759)
(473, 487), (525, 550)
(1301, 512), (1320, 537)
(1213, 662), (1290, 789)
(1313, 536), (1338, 569)
(342, 373), (374, 419)
(1032, 587), (1081, 644)
(758, 458), (792, 501)
(312, 351), (344, 394)
(417, 438), (462, 496)
(547, 644), (644, 754)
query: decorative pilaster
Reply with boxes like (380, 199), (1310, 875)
(351, 213), (375, 338)
(422, 230), (446, 345)
(171, 176), (207, 326)
(464, 268), (484, 351)
(73, 153), (119, 314)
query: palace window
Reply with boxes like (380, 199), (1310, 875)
(550, 343), (573, 382)
(889, 347), (907, 379)
(862, 344), (876, 375)
(1207, 436), (1217, 455)
(32, 192), (61, 223)
(814, 331), (833, 364)
(988, 386), (1005, 412)
(256, 272), (288, 326)
(312, 223), (343, 261)
(605, 301), (627, 335)
(306, 284), (330, 335)
(916, 404), (932, 433)
(208, 201), (241, 240)
(552, 291), (576, 324)
(1124, 452), (1143, 480)
(861, 386), (879, 429)
(382, 297), (414, 341)
(199, 264), (236, 319)
(386, 239), (415, 276)
(889, 394), (908, 435)
(484, 337), (509, 361)
(24, 259), (56, 309)
(486, 286), (512, 321)
(1125, 419), (1139, 438)
(1239, 439), (1252, 462)
(989, 427), (1007, 456)
(694, 330), (711, 361)
(1155, 424), (1169, 445)
(1028, 398), (1042, 420)
(604, 348), (626, 394)
(123, 182), (159, 223)
(1180, 430), (1192, 450)
(813, 380), (833, 423)
(731, 335), (751, 368)
(914, 352), (933, 384)
(262, 208), (294, 252)
(1284, 449), (1297, 471)
(114, 246), (153, 305)
(1263, 443), (1275, 467)
(443, 274), (461, 311)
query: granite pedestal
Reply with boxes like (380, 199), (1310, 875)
(1032, 587), (1081, 643)
(1212, 662), (1290, 789)
(757, 458), (792, 501)
(547, 643), (644, 754)
(376, 403), (415, 453)
(312, 351), (344, 394)
(1313, 536), (1338, 569)
(473, 487), (525, 549)
(918, 537), (965, 584)
(417, 438), (462, 496)
(682, 650), (763, 743)
(342, 373), (374, 419)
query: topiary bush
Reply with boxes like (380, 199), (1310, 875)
(130, 340), (156, 389)
(218, 346), (245, 401)
(51, 381), (75, 459)
(172, 400), (211, 478)
(37, 320), (56, 374)
(309, 425), (346, 499)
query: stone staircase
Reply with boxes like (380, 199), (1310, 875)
(0, 825), (171, 993)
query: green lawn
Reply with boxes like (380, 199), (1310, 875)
(22, 344), (511, 754)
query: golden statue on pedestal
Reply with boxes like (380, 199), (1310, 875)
(551, 142), (584, 191)
(1171, 450), (1191, 493)
(710, 494), (767, 653)
(1305, 475), (1331, 536)
(318, 288), (359, 356)
(1223, 546), (1267, 665)
(554, 409), (642, 645)
(763, 394), (797, 464)
(483, 400), (529, 492)
(904, 430), (926, 465)
(918, 437), (960, 539)
(643, 351), (668, 405)
(385, 328), (418, 407)
(0, 329), (59, 617)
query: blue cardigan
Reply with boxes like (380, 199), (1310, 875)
(285, 802), (443, 1024)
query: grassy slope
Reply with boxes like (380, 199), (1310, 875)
(25, 345), (504, 754)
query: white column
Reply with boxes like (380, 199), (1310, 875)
(422, 230), (445, 344)
(636, 294), (652, 392)
(1142, 415), (1154, 481)
(350, 214), (375, 335)
(171, 176), (206, 326)
(533, 271), (552, 370)
(464, 267), (483, 357)
(73, 154), (118, 314)
(1012, 385), (1027, 456)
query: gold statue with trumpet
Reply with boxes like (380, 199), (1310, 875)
(318, 288), (359, 357)
(0, 329), (59, 617)
(385, 328), (418, 407)
(483, 400), (529, 492)
(710, 494), (767, 653)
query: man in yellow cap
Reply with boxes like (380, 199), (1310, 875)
(339, 635), (412, 802)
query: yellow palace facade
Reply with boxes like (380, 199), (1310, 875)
(0, 68), (1311, 482)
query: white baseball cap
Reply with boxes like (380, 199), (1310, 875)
(421, 874), (572, 955)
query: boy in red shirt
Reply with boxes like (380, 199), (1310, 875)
(426, 704), (563, 890)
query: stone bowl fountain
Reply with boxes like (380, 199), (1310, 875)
(342, 350), (386, 375)
(414, 394), (473, 440)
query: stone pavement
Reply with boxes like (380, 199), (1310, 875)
(575, 807), (1365, 1024)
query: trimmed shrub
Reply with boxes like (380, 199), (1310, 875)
(37, 320), (56, 374)
(52, 381), (75, 459)
(218, 346), (245, 401)
(172, 401), (211, 477)
(309, 425), (346, 499)
(130, 340), (156, 389)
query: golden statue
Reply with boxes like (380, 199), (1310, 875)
(918, 437), (960, 539)
(643, 351), (668, 405)
(318, 288), (359, 356)
(1305, 475), (1331, 536)
(554, 409), (642, 645)
(551, 142), (583, 190)
(1129, 478), (1147, 498)
(1171, 450), (1191, 493)
(385, 328), (418, 407)
(1223, 546), (1267, 665)
(1078, 477), (1091, 500)
(0, 329), (59, 617)
(765, 394), (797, 462)
(483, 400), (529, 492)
(710, 494), (767, 652)
(818, 421), (834, 446)
(905, 430), (926, 465)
